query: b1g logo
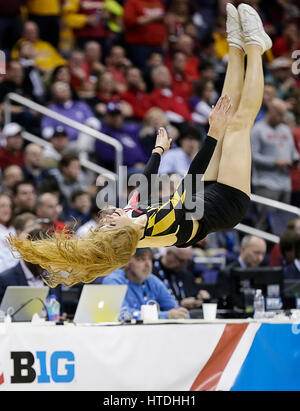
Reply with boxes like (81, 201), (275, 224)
(11, 351), (75, 384)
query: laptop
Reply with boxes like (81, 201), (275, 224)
(0, 286), (49, 322)
(73, 284), (127, 324)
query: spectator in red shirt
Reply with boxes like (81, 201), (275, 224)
(123, 0), (167, 71)
(83, 41), (105, 85)
(0, 123), (25, 172)
(88, 70), (131, 119)
(149, 65), (192, 124)
(165, 0), (192, 41)
(272, 21), (300, 58)
(166, 34), (201, 82)
(121, 66), (152, 121)
(68, 49), (90, 93)
(170, 51), (194, 103)
(105, 45), (132, 93)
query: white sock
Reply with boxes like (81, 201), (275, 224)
(245, 41), (264, 53)
(228, 42), (244, 51)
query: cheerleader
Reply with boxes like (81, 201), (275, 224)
(9, 4), (272, 287)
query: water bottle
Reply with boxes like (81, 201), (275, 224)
(253, 289), (265, 319)
(46, 294), (60, 322)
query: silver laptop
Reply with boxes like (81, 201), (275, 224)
(0, 286), (49, 322)
(73, 284), (127, 324)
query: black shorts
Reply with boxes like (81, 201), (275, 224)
(177, 182), (250, 247)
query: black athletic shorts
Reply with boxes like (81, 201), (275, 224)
(177, 181), (250, 248)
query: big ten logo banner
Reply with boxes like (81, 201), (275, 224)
(10, 351), (75, 384)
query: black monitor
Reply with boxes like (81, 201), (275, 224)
(283, 279), (300, 309)
(230, 267), (283, 312)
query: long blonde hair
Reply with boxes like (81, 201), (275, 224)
(8, 223), (141, 288)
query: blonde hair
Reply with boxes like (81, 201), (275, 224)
(8, 223), (141, 288)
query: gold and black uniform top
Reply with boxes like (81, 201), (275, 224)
(124, 136), (217, 249)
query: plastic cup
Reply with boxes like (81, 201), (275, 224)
(141, 304), (158, 322)
(202, 303), (217, 321)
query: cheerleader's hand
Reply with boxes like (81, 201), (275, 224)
(153, 127), (172, 154)
(208, 94), (232, 140)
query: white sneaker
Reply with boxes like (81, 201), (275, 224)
(226, 3), (245, 52)
(238, 3), (272, 53)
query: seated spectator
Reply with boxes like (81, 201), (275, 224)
(41, 81), (101, 142)
(11, 20), (66, 72)
(48, 154), (92, 206)
(0, 61), (25, 105)
(12, 181), (37, 215)
(283, 234), (300, 279)
(121, 66), (152, 121)
(159, 125), (202, 175)
(0, 228), (62, 305)
(22, 143), (50, 189)
(269, 217), (300, 267)
(168, 33), (201, 82)
(265, 57), (296, 100)
(272, 229), (299, 268)
(35, 192), (67, 233)
(255, 83), (277, 122)
(0, 123), (25, 172)
(216, 235), (267, 310)
(0, 165), (24, 195)
(139, 107), (179, 157)
(42, 126), (71, 168)
(89, 70), (132, 118)
(272, 20), (300, 58)
(76, 197), (100, 237)
(152, 246), (210, 311)
(251, 98), (299, 232)
(143, 51), (164, 92)
(68, 49), (91, 93)
(123, 0), (166, 71)
(45, 64), (79, 102)
(165, 0), (192, 41)
(83, 41), (105, 85)
(95, 102), (147, 171)
(25, 0), (61, 48)
(105, 45), (132, 93)
(170, 51), (194, 103)
(63, 189), (92, 227)
(17, 41), (46, 104)
(96, 70), (121, 104)
(149, 65), (192, 124)
(102, 248), (189, 320)
(13, 212), (40, 237)
(190, 78), (217, 131)
(0, 63), (40, 133)
(0, 212), (40, 273)
(0, 193), (16, 248)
